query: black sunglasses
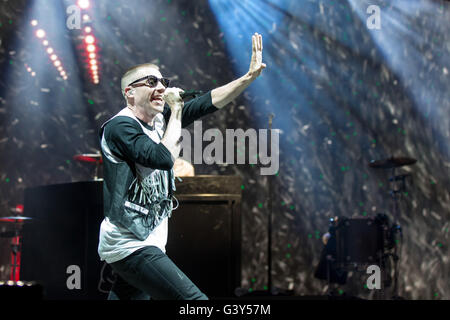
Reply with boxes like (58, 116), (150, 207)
(129, 75), (170, 88)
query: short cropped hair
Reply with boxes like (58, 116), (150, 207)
(120, 63), (160, 99)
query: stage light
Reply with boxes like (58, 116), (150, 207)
(27, 67), (32, 72)
(46, 48), (53, 54)
(31, 72), (36, 77)
(60, 71), (66, 76)
(77, 10), (100, 84)
(42, 40), (49, 46)
(85, 35), (95, 44)
(54, 60), (61, 67)
(31, 20), (38, 26)
(77, 0), (90, 9)
(36, 29), (46, 38)
(50, 54), (57, 61)
(58, 66), (63, 71)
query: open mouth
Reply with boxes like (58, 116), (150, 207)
(151, 96), (164, 103)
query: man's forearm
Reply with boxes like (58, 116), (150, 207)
(211, 73), (255, 109)
(161, 105), (182, 160)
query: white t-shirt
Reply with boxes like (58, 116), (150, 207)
(98, 108), (169, 264)
(98, 216), (167, 264)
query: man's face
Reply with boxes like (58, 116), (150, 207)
(128, 67), (166, 114)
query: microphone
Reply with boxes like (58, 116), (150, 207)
(180, 90), (203, 101)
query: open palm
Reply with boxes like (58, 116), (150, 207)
(248, 33), (267, 79)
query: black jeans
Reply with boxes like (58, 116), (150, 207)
(107, 246), (208, 300)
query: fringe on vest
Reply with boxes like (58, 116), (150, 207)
(127, 170), (178, 231)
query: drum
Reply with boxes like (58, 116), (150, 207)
(335, 217), (384, 267)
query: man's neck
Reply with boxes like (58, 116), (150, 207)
(127, 104), (156, 126)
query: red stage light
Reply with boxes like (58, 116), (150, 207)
(87, 45), (96, 53)
(85, 35), (95, 44)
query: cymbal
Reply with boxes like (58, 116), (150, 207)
(369, 157), (417, 169)
(74, 153), (103, 163)
(0, 216), (33, 223)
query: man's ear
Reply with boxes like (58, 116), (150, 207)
(125, 87), (136, 97)
(125, 87), (136, 104)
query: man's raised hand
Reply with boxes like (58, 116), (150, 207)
(248, 33), (267, 79)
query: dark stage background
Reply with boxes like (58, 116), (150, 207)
(0, 0), (448, 299)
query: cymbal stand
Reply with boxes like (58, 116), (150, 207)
(94, 161), (100, 180)
(10, 221), (22, 281)
(388, 167), (405, 299)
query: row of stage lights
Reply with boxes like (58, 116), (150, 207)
(78, 0), (100, 84)
(83, 26), (100, 84)
(31, 20), (68, 80)
(29, 0), (99, 84)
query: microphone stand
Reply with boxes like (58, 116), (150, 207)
(234, 113), (292, 298)
(267, 113), (274, 294)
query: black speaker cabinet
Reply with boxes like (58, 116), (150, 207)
(21, 176), (242, 299)
(21, 181), (106, 300)
(166, 175), (242, 298)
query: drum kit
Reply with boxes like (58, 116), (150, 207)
(0, 153), (103, 281)
(320, 156), (417, 299)
(0, 215), (33, 281)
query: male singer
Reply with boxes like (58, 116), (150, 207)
(98, 33), (266, 300)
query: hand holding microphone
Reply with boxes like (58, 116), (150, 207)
(163, 87), (185, 110)
(163, 88), (203, 111)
